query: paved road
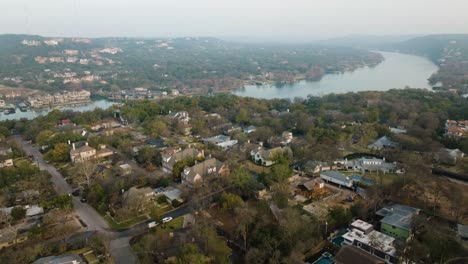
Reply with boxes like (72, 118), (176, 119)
(13, 136), (200, 264)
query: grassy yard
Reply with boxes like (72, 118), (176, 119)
(158, 216), (184, 231)
(341, 171), (399, 185)
(149, 203), (173, 220)
(104, 214), (149, 229)
(243, 160), (271, 174)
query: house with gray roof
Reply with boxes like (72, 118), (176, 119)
(250, 146), (292, 167)
(335, 157), (397, 174)
(161, 147), (204, 173)
(368, 136), (399, 151)
(203, 135), (238, 149)
(32, 253), (86, 264)
(320, 170), (353, 188)
(376, 203), (420, 240)
(182, 158), (226, 187)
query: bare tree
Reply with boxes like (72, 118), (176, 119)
(78, 160), (98, 186)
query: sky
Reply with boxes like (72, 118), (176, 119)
(1, 0), (468, 41)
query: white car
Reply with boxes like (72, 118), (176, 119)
(162, 217), (173, 223)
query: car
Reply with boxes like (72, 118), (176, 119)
(162, 217), (173, 223)
(147, 221), (158, 228)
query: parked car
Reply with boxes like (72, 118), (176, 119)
(147, 221), (158, 228)
(162, 217), (173, 223)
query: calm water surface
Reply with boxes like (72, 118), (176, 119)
(0, 100), (117, 121)
(233, 51), (439, 99)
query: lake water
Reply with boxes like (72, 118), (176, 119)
(233, 51), (439, 99)
(0, 99), (117, 121)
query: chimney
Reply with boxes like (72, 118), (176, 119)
(68, 140), (71, 145)
(72, 143), (75, 150)
(85, 142), (88, 146)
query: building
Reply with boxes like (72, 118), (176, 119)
(203, 135), (238, 149)
(304, 160), (333, 174)
(243, 125), (257, 134)
(162, 187), (183, 204)
(0, 227), (28, 249)
(342, 219), (398, 263)
(376, 204), (421, 241)
(320, 170), (353, 188)
(32, 254), (86, 264)
(169, 111), (190, 125)
(281, 131), (293, 145)
(335, 157), (397, 174)
(119, 164), (132, 175)
(70, 142), (96, 163)
(445, 120), (468, 139)
(96, 145), (114, 159)
(368, 136), (399, 151)
(434, 148), (464, 165)
(389, 127), (407, 134)
(250, 146), (292, 167)
(0, 157), (13, 168)
(335, 246), (386, 264)
(457, 224), (468, 241)
(162, 147), (204, 173)
(27, 90), (91, 108)
(182, 158), (226, 187)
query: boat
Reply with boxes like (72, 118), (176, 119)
(3, 107), (16, 115)
(18, 103), (28, 112)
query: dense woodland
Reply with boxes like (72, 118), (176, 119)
(0, 34), (382, 94)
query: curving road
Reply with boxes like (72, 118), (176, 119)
(13, 136), (195, 264)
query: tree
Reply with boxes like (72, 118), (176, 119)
(235, 205), (257, 250)
(177, 244), (209, 264)
(220, 192), (243, 215)
(35, 129), (54, 146)
(136, 146), (162, 168)
(230, 167), (257, 198)
(235, 108), (250, 124)
(327, 206), (352, 231)
(11, 206), (26, 221)
(44, 143), (70, 162)
(78, 160), (98, 186)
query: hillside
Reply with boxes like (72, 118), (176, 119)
(392, 34), (468, 91)
(0, 34), (383, 96)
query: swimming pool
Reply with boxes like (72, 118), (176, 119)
(332, 236), (344, 246)
(312, 252), (334, 264)
(350, 175), (376, 185)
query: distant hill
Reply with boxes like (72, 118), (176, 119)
(316, 34), (419, 49)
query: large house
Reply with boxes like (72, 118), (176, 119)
(203, 135), (238, 149)
(342, 219), (398, 263)
(70, 142), (96, 163)
(182, 158), (226, 187)
(368, 136), (399, 151)
(335, 157), (397, 174)
(445, 119), (468, 139)
(434, 148), (464, 165)
(320, 170), (353, 188)
(376, 203), (421, 241)
(162, 147), (204, 173)
(250, 146), (292, 167)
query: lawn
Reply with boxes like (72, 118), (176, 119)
(104, 214), (149, 229)
(157, 216), (184, 231)
(341, 171), (398, 185)
(149, 203), (173, 219)
(243, 160), (271, 174)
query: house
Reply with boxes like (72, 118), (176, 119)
(368, 136), (399, 151)
(304, 160), (332, 174)
(0, 157), (13, 168)
(296, 178), (328, 199)
(162, 147), (204, 173)
(0, 226), (28, 249)
(122, 187), (155, 210)
(445, 119), (468, 139)
(434, 148), (464, 165)
(335, 157), (397, 174)
(250, 146), (292, 167)
(162, 187), (183, 203)
(335, 246), (385, 264)
(389, 127), (407, 134)
(182, 158), (226, 187)
(203, 135), (238, 149)
(457, 224), (468, 241)
(25, 205), (44, 217)
(243, 125), (257, 134)
(119, 164), (132, 175)
(32, 254), (86, 264)
(0, 146), (12, 156)
(342, 219), (398, 263)
(95, 145), (114, 159)
(169, 111), (190, 125)
(70, 142), (96, 163)
(281, 131), (293, 145)
(376, 203), (421, 241)
(145, 138), (168, 149)
(320, 170), (353, 188)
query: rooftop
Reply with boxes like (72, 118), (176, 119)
(376, 203), (420, 230)
(335, 246), (385, 264)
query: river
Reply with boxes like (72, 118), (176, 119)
(233, 51), (439, 99)
(0, 99), (117, 121)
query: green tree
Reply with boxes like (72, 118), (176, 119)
(11, 206), (26, 221)
(44, 143), (70, 162)
(327, 206), (352, 231)
(136, 146), (162, 167)
(230, 167), (257, 198)
(220, 192), (243, 215)
(35, 130), (54, 146)
(177, 244), (209, 264)
(235, 108), (250, 124)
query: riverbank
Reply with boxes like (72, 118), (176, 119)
(232, 51), (438, 99)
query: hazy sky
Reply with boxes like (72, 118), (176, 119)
(1, 0), (468, 41)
